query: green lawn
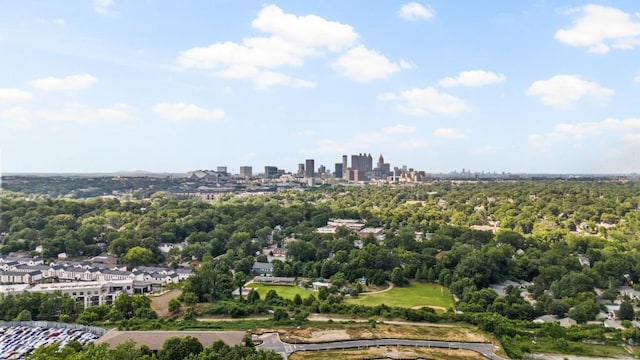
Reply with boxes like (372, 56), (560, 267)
(247, 283), (314, 300)
(347, 282), (454, 312)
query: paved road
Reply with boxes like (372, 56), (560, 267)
(257, 332), (508, 360)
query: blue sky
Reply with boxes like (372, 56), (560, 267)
(1, 1), (640, 174)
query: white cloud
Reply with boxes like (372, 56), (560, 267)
(332, 45), (412, 81)
(634, 75), (640, 83)
(54, 18), (65, 25)
(382, 124), (416, 134)
(153, 102), (224, 122)
(0, 88), (33, 102)
(0, 107), (31, 130)
(177, 5), (358, 88)
(525, 75), (613, 109)
(31, 74), (99, 91)
(438, 70), (506, 87)
(94, 0), (118, 16)
(433, 128), (470, 139)
(530, 117), (640, 147)
(251, 4), (358, 51)
(555, 4), (640, 54)
(40, 103), (131, 124)
(398, 2), (435, 21)
(254, 71), (316, 88)
(378, 86), (471, 116)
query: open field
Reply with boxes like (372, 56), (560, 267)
(274, 322), (490, 344)
(289, 347), (486, 360)
(247, 283), (314, 300)
(347, 282), (454, 311)
(149, 289), (182, 317)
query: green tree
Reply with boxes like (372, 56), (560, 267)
(619, 301), (635, 321)
(122, 246), (154, 268)
(168, 298), (181, 314)
(14, 309), (32, 321)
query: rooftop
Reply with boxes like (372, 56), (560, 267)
(95, 330), (245, 350)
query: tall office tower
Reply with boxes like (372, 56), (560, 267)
(305, 159), (315, 178)
(334, 163), (343, 178)
(351, 153), (373, 173)
(342, 155), (348, 179)
(318, 165), (326, 176)
(297, 163), (305, 177)
(377, 154), (384, 169)
(239, 166), (252, 178)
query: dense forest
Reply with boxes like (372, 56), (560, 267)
(3, 179), (640, 358)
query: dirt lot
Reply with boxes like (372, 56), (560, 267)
(289, 346), (486, 360)
(149, 289), (182, 317)
(274, 323), (489, 344)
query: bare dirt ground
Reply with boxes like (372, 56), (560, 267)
(276, 323), (489, 344)
(149, 289), (182, 317)
(289, 346), (486, 360)
(308, 330), (350, 342)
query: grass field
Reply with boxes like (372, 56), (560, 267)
(247, 283), (314, 300)
(347, 282), (454, 311)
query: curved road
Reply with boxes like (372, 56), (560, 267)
(256, 332), (508, 360)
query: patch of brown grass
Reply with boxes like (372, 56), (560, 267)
(149, 289), (181, 317)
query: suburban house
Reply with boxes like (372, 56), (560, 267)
(252, 262), (273, 276)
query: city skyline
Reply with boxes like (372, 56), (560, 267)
(1, 1), (640, 174)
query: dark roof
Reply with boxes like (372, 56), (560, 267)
(252, 262), (273, 270)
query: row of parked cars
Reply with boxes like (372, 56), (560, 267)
(0, 326), (98, 359)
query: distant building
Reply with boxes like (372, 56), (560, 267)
(358, 227), (384, 239)
(216, 166), (227, 174)
(297, 163), (305, 177)
(264, 166), (279, 179)
(334, 163), (343, 179)
(342, 155), (348, 179)
(318, 165), (326, 176)
(239, 166), (252, 178)
(305, 159), (314, 178)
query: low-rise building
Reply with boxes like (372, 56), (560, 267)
(252, 262), (273, 276)
(29, 280), (134, 307)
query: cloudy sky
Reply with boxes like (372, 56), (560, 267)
(1, 1), (640, 174)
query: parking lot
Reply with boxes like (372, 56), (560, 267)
(0, 326), (98, 359)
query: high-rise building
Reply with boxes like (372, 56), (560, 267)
(297, 163), (305, 177)
(318, 165), (326, 176)
(350, 153), (373, 179)
(342, 155), (348, 179)
(239, 166), (252, 178)
(334, 163), (343, 179)
(373, 154), (391, 179)
(305, 159), (314, 178)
